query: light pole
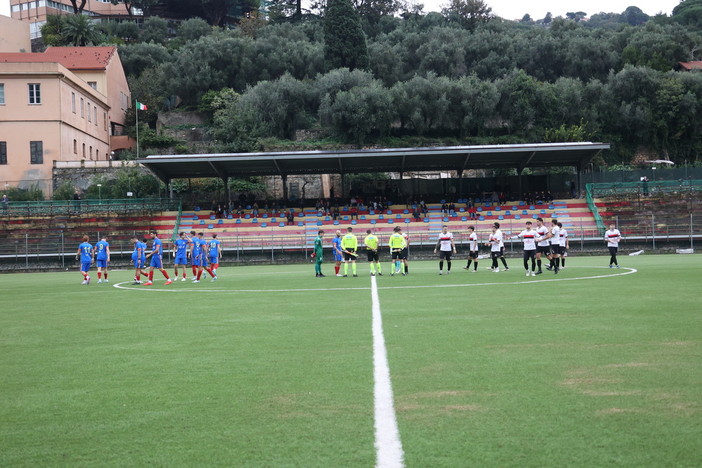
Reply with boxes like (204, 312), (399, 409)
(97, 184), (102, 203)
(652, 166), (656, 182)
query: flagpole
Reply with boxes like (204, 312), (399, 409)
(135, 103), (140, 160)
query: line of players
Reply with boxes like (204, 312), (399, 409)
(76, 230), (222, 285)
(313, 226), (410, 277)
(310, 217), (575, 277)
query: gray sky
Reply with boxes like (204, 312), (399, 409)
(0, 0), (682, 25)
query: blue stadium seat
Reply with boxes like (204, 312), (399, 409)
(388, 219), (394, 224)
(403, 209), (409, 214)
(263, 214), (268, 218)
(271, 218), (277, 223)
(360, 215), (366, 220)
(317, 221), (323, 226)
(512, 206), (518, 211)
(279, 222), (285, 227)
(530, 205), (535, 210)
(515, 215), (521, 220)
(443, 217), (449, 222)
(298, 221), (304, 226)
(325, 216), (331, 221)
(495, 206), (501, 211)
(423, 218), (429, 223)
(193, 215), (199, 220)
(199, 220), (205, 225)
(387, 210), (392, 215)
(532, 214), (538, 219)
(217, 219), (223, 224)
(505, 211), (511, 215)
(369, 210), (375, 215)
(461, 216), (467, 222)
(459, 207), (465, 212)
(343, 216), (349, 221)
(540, 209), (546, 214)
(194, 206), (201, 211)
(522, 210), (528, 215)
(227, 214), (233, 219)
(333, 220), (339, 225)
(405, 218), (411, 223)
(370, 219), (377, 225)
(379, 214), (384, 219)
(208, 224), (214, 229)
(236, 219), (241, 224)
(396, 214), (402, 219)
(351, 220), (357, 225)
(210, 215), (215, 220)
(245, 214), (250, 219)
(477, 207), (483, 212)
(498, 215), (504, 220)
(252, 218), (258, 223)
(487, 212), (492, 216)
(479, 216), (485, 221)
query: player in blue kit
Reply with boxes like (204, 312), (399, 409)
(207, 233), (222, 280)
(144, 230), (172, 286)
(93, 236), (110, 283)
(188, 230), (198, 279)
(76, 235), (93, 285)
(332, 230), (343, 277)
(131, 235), (148, 284)
(172, 231), (190, 282)
(193, 232), (215, 283)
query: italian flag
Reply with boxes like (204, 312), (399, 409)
(136, 101), (148, 111)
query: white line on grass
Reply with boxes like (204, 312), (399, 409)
(112, 267), (637, 294)
(371, 275), (405, 468)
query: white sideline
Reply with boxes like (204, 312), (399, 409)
(371, 275), (405, 468)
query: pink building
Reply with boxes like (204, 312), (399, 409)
(0, 46), (132, 196)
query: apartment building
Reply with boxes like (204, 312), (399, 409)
(0, 46), (132, 196)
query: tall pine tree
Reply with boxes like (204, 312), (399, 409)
(323, 0), (369, 71)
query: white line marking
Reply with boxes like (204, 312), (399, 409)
(112, 267), (637, 294)
(371, 275), (405, 468)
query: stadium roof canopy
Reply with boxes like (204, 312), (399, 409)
(139, 142), (609, 184)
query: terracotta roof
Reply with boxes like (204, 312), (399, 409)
(0, 46), (116, 70)
(679, 61), (702, 71)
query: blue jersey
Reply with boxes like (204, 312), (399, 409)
(132, 242), (142, 260)
(175, 238), (189, 256)
(192, 238), (203, 258)
(138, 241), (147, 262)
(332, 237), (342, 253)
(151, 237), (163, 257)
(95, 240), (109, 260)
(208, 239), (221, 258)
(79, 242), (93, 262)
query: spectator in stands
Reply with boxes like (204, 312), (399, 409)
(413, 207), (421, 221)
(545, 191), (554, 203)
(499, 192), (506, 206)
(469, 205), (477, 220)
(441, 202), (448, 215)
(252, 202), (259, 217)
(448, 202), (456, 214)
(350, 196), (357, 207)
(1, 194), (7, 212)
(332, 206), (340, 220)
(287, 211), (295, 225)
(350, 206), (358, 220)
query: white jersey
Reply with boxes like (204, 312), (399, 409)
(550, 225), (560, 245)
(559, 228), (568, 247)
(438, 232), (454, 251)
(605, 229), (621, 247)
(536, 225), (550, 247)
(489, 230), (503, 252)
(515, 229), (537, 250)
(468, 232), (478, 252)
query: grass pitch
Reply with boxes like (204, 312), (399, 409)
(1, 254), (701, 467)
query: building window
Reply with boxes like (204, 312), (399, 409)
(82, 143), (85, 158)
(0, 142), (7, 165)
(88, 81), (97, 90)
(28, 84), (41, 104)
(94, 106), (97, 125)
(80, 98), (84, 117)
(89, 146), (93, 160)
(87, 103), (91, 122)
(0, 84), (5, 105)
(73, 139), (77, 154)
(103, 112), (107, 131)
(71, 92), (75, 113)
(30, 141), (43, 164)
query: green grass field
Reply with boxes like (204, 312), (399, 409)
(2, 254), (701, 467)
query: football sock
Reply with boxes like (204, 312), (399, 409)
(104, 273), (108, 280)
(447, 261), (451, 271)
(376, 263), (381, 274)
(344, 263), (348, 275)
(474, 263), (478, 271)
(352, 263), (357, 275)
(537, 259), (542, 271)
(335, 265), (340, 274)
(370, 264), (375, 274)
(162, 270), (170, 279)
(404, 264), (408, 273)
(148, 271), (154, 281)
(197, 270), (203, 280)
(561, 258), (565, 267)
(97, 272), (102, 279)
(439, 261), (444, 271)
(500, 257), (508, 268)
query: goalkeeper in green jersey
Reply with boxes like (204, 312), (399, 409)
(341, 227), (358, 277)
(388, 226), (407, 276)
(363, 229), (382, 276)
(313, 230), (325, 277)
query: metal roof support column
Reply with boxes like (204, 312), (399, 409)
(517, 168), (523, 200)
(167, 178), (173, 200)
(224, 176), (231, 204)
(457, 170), (463, 198)
(281, 174), (288, 202)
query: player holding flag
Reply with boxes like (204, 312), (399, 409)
(364, 229), (382, 276)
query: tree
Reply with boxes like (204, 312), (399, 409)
(60, 14), (102, 46)
(139, 16), (170, 44)
(323, 0), (370, 71)
(442, 0), (493, 31)
(622, 6), (649, 26)
(673, 0), (702, 30)
(68, 0), (87, 14)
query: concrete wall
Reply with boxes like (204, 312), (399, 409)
(0, 16), (31, 52)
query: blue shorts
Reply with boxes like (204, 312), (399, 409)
(132, 258), (142, 269)
(96, 259), (108, 268)
(208, 256), (218, 265)
(333, 252), (343, 262)
(175, 255), (188, 265)
(80, 261), (91, 272)
(150, 256), (163, 268)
